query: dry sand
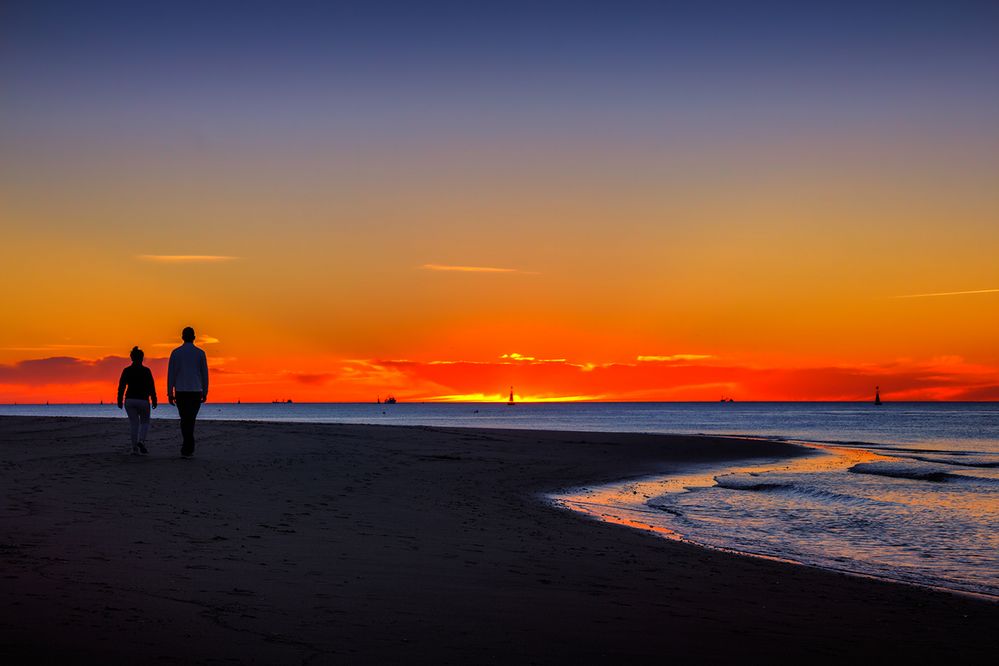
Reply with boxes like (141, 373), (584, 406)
(1, 416), (996, 663)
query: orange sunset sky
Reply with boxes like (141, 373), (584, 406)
(2, 2), (998, 403)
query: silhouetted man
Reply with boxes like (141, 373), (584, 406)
(167, 326), (209, 458)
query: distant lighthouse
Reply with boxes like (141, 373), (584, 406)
(874, 386), (882, 406)
(507, 386), (516, 406)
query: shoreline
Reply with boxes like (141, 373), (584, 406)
(548, 441), (999, 602)
(2, 416), (997, 662)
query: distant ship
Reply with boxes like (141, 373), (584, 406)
(383, 395), (397, 404)
(507, 386), (515, 406)
(271, 399), (293, 404)
(874, 386), (882, 406)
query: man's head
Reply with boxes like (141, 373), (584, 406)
(182, 327), (196, 343)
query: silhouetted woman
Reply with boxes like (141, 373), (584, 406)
(117, 346), (157, 455)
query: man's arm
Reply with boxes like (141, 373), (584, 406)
(200, 350), (209, 403)
(167, 352), (176, 405)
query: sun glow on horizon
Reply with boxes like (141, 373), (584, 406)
(425, 392), (604, 403)
(1, 351), (998, 404)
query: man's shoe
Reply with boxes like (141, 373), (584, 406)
(181, 452), (193, 459)
(131, 445), (139, 455)
(137, 442), (148, 455)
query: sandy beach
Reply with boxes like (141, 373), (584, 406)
(1, 416), (996, 663)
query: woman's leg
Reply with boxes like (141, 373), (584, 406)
(137, 401), (151, 442)
(124, 401), (141, 446)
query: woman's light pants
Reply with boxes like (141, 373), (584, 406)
(124, 399), (151, 445)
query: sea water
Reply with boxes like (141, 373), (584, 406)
(553, 441), (998, 597)
(3, 401), (997, 596)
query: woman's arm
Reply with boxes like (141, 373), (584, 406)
(117, 368), (127, 409)
(148, 368), (158, 409)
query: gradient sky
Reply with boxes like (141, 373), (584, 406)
(2, 0), (998, 402)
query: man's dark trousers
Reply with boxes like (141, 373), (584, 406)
(175, 392), (203, 456)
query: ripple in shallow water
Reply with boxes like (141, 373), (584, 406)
(554, 444), (999, 597)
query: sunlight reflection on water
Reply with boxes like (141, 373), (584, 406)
(553, 443), (999, 597)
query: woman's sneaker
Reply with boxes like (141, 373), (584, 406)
(137, 442), (148, 455)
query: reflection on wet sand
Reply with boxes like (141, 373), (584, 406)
(551, 441), (998, 597)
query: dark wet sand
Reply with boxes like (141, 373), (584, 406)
(1, 416), (996, 663)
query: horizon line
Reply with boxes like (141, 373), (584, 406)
(3, 399), (996, 406)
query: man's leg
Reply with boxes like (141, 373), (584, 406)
(176, 393), (202, 456)
(176, 396), (190, 454)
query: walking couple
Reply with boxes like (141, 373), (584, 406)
(116, 326), (209, 458)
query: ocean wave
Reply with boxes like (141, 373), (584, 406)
(714, 477), (785, 492)
(901, 454), (999, 469)
(849, 461), (955, 482)
(849, 461), (999, 485)
(648, 503), (684, 518)
(803, 440), (999, 465)
(712, 473), (873, 505)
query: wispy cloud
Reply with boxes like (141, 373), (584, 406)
(287, 372), (336, 386)
(137, 255), (239, 263)
(420, 264), (536, 274)
(501, 352), (534, 361)
(500, 353), (567, 363)
(637, 354), (713, 362)
(894, 288), (999, 299)
(0, 355), (166, 386)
